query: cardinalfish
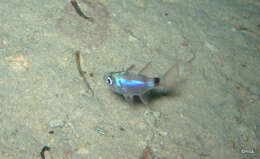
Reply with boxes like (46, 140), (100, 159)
(104, 62), (182, 105)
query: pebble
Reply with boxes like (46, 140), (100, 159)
(205, 41), (217, 52)
(48, 119), (65, 128)
(5, 54), (29, 72)
(128, 35), (138, 42)
(75, 145), (91, 155)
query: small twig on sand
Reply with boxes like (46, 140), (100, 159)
(74, 51), (94, 96)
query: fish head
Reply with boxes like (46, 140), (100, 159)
(104, 72), (124, 94)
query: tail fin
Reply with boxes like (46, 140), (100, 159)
(161, 55), (196, 90)
(160, 64), (180, 90)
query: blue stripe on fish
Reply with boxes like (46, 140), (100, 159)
(116, 77), (154, 88)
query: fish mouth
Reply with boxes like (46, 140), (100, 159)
(103, 74), (109, 83)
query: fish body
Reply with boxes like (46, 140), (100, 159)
(104, 70), (160, 104)
(105, 57), (195, 105)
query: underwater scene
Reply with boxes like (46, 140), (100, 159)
(0, 0), (259, 158)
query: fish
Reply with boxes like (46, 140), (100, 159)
(104, 62), (181, 105)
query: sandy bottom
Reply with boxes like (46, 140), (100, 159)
(0, 0), (259, 158)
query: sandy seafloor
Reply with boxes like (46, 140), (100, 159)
(0, 0), (260, 158)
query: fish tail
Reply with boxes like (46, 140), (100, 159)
(161, 55), (196, 90)
(153, 77), (160, 87)
(161, 64), (180, 90)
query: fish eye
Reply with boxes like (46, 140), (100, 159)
(106, 76), (113, 86)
